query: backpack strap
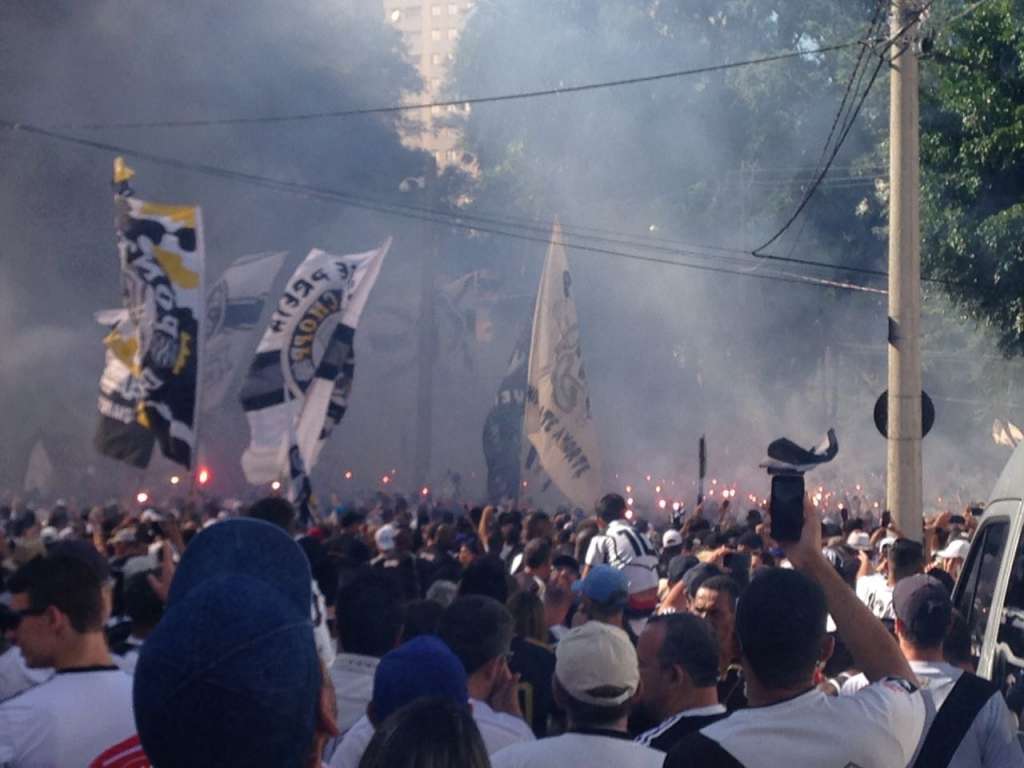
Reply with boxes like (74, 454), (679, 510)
(913, 672), (1000, 768)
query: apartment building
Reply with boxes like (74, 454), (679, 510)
(381, 1), (475, 169)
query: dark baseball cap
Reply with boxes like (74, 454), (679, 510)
(668, 554), (700, 585)
(133, 518), (319, 768)
(893, 574), (952, 641)
(552, 554), (580, 574)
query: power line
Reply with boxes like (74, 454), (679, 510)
(51, 41), (862, 131)
(0, 118), (887, 295)
(751, 0), (998, 265)
(751, 40), (888, 254)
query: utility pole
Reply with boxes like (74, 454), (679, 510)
(411, 180), (439, 489)
(886, 0), (923, 541)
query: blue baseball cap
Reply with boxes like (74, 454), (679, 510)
(134, 518), (319, 768)
(572, 565), (629, 608)
(371, 635), (469, 724)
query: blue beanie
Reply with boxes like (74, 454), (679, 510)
(371, 635), (468, 724)
(133, 519), (319, 768)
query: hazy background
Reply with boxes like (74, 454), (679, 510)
(2, 0), (1020, 512)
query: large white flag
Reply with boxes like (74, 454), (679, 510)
(239, 241), (390, 483)
(993, 418), (1024, 449)
(203, 252), (287, 410)
(24, 439), (55, 497)
(524, 222), (603, 508)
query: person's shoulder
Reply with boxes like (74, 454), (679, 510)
(0, 670), (63, 710)
(472, 701), (535, 738)
(839, 671), (870, 696)
(489, 736), (547, 767)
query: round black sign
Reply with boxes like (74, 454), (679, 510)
(874, 390), (935, 438)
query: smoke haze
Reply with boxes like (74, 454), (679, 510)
(1, 0), (1020, 512)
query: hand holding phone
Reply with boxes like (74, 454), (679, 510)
(770, 473), (805, 543)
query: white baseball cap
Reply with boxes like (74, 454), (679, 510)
(936, 538), (970, 561)
(662, 529), (683, 549)
(846, 531), (872, 551)
(555, 621), (639, 706)
(375, 524), (397, 553)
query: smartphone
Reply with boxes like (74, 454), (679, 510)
(881, 510), (892, 528)
(770, 474), (805, 542)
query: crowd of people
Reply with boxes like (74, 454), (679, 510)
(0, 488), (1020, 767)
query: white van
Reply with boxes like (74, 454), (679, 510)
(955, 443), (1024, 691)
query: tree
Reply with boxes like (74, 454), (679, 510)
(921, 0), (1024, 355)
(0, 0), (431, 492)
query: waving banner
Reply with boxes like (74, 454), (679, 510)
(483, 321), (530, 503)
(524, 222), (603, 508)
(239, 241), (390, 483)
(95, 158), (204, 469)
(203, 251), (287, 410)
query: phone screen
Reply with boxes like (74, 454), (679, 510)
(770, 474), (805, 542)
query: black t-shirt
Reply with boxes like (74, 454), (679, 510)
(508, 635), (556, 737)
(416, 549), (461, 591)
(665, 733), (744, 768)
(370, 552), (421, 600)
(639, 711), (728, 753)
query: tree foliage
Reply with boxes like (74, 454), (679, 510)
(921, 0), (1024, 354)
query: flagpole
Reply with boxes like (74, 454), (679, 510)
(191, 207), (207, 488)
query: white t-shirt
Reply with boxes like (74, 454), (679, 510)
(470, 698), (536, 754)
(0, 666), (136, 767)
(585, 520), (659, 595)
(492, 731), (664, 768)
(842, 661), (1024, 768)
(312, 581), (336, 669)
(330, 653), (378, 735)
(0, 648), (51, 703)
(327, 714), (374, 768)
(679, 679), (925, 768)
(856, 573), (894, 620)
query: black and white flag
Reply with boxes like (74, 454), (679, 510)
(239, 242), (389, 483)
(203, 252), (287, 410)
(95, 158), (204, 469)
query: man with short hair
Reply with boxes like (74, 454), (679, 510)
(857, 537), (923, 621)
(0, 553), (136, 766)
(665, 499), (926, 768)
(842, 574), (1023, 767)
(111, 570), (164, 674)
(330, 571), (404, 735)
(515, 538), (552, 599)
(634, 614), (725, 752)
(439, 595), (535, 754)
(584, 494), (660, 622)
(692, 575), (745, 710)
(490, 621), (663, 767)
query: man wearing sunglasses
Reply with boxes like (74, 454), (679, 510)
(0, 553), (136, 766)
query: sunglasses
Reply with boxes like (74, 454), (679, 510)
(6, 606), (47, 629)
